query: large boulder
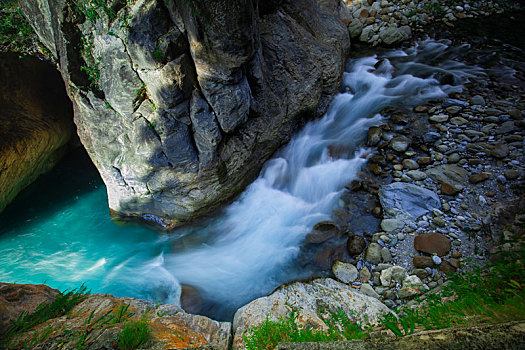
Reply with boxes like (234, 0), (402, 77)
(379, 182), (441, 222)
(19, 0), (350, 226)
(0, 54), (74, 213)
(232, 278), (392, 349)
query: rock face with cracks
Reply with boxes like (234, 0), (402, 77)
(19, 0), (350, 226)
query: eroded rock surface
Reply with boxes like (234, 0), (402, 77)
(232, 278), (392, 349)
(0, 54), (74, 213)
(19, 0), (350, 225)
(1, 283), (231, 350)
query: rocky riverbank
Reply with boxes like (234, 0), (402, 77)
(299, 10), (525, 310)
(340, 0), (522, 46)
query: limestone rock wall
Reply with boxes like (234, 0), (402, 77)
(0, 54), (74, 213)
(19, 0), (350, 226)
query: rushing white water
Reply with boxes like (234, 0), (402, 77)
(0, 39), (481, 321)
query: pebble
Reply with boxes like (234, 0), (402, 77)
(432, 255), (442, 265)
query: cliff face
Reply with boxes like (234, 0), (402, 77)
(19, 0), (350, 225)
(0, 54), (74, 213)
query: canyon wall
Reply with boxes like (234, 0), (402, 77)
(19, 0), (350, 226)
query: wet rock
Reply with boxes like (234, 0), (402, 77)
(347, 235), (367, 257)
(366, 243), (383, 264)
(306, 221), (339, 244)
(469, 173), (490, 184)
(367, 127), (383, 146)
(491, 143), (509, 159)
(379, 182), (441, 222)
(414, 233), (451, 256)
(389, 136), (410, 152)
(332, 261), (358, 283)
(180, 285), (203, 315)
(232, 278), (392, 349)
(314, 247), (334, 270)
(413, 256), (434, 268)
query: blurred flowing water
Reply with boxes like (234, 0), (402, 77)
(0, 39), (480, 321)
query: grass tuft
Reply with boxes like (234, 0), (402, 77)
(117, 319), (151, 350)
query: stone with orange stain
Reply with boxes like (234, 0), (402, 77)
(1, 284), (231, 350)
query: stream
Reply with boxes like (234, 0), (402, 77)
(0, 39), (479, 321)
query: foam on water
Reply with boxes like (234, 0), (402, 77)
(0, 39), (481, 320)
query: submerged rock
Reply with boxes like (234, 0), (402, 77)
(19, 0), (350, 225)
(232, 278), (392, 349)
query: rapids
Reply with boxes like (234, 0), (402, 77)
(0, 39), (480, 321)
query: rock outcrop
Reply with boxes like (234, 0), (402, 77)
(0, 54), (74, 213)
(232, 278), (392, 349)
(19, 0), (350, 226)
(1, 283), (231, 349)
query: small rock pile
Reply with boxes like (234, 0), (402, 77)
(340, 0), (521, 46)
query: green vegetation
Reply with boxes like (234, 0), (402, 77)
(1, 285), (89, 348)
(244, 309), (369, 350)
(0, 0), (34, 53)
(244, 242), (525, 350)
(117, 319), (151, 350)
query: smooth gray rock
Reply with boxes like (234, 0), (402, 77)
(20, 0), (350, 225)
(379, 182), (441, 222)
(332, 261), (358, 283)
(232, 278), (392, 349)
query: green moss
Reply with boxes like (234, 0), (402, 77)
(0, 0), (35, 53)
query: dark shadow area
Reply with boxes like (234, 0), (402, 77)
(0, 146), (103, 234)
